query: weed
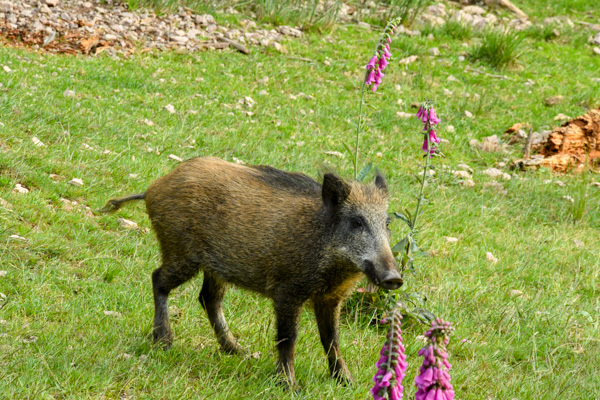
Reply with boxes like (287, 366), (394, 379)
(470, 28), (524, 69)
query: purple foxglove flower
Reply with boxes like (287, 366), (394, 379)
(366, 69), (376, 85)
(416, 106), (426, 120)
(429, 129), (440, 144)
(374, 70), (384, 85)
(428, 108), (441, 125)
(378, 55), (388, 70)
(367, 55), (378, 70)
(415, 319), (455, 400)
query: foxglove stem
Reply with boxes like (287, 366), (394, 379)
(353, 17), (402, 179)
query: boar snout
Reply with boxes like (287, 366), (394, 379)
(363, 255), (403, 290)
(380, 271), (403, 290)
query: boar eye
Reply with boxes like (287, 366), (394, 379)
(386, 218), (391, 228)
(351, 217), (364, 230)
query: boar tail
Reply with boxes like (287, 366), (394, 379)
(100, 193), (146, 214)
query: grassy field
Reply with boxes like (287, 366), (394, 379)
(1, 1), (600, 399)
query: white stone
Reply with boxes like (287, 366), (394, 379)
(399, 55), (418, 65)
(68, 178), (84, 187)
(486, 252), (498, 264)
(63, 89), (75, 97)
(482, 168), (503, 178)
(13, 184), (29, 194)
(445, 236), (459, 243)
(31, 137), (45, 147)
(453, 170), (472, 179)
(396, 111), (414, 118)
(164, 104), (175, 114)
(429, 47), (440, 56)
(324, 150), (344, 158)
(168, 154), (183, 162)
(464, 110), (473, 118)
(463, 5), (486, 15)
(2, 65), (11, 73)
(117, 218), (138, 229)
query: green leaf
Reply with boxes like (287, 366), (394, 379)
(342, 141), (357, 166)
(393, 211), (410, 225)
(357, 162), (372, 182)
(392, 237), (408, 253)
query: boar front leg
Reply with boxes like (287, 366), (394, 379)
(274, 299), (303, 389)
(199, 272), (243, 354)
(313, 295), (354, 384)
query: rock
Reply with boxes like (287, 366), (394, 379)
(63, 89), (75, 97)
(485, 252), (498, 264)
(463, 5), (486, 15)
(460, 179), (475, 188)
(429, 47), (440, 56)
(464, 110), (473, 118)
(510, 289), (525, 297)
(446, 125), (456, 133)
(482, 168), (504, 178)
(594, 47), (600, 56)
(447, 75), (458, 82)
(168, 154), (183, 162)
(590, 32), (600, 46)
(324, 151), (344, 158)
(444, 236), (459, 243)
(396, 111), (414, 118)
(9, 234), (27, 241)
(2, 65), (11, 73)
(399, 55), (418, 65)
(562, 195), (574, 203)
(443, 88), (452, 96)
(68, 178), (84, 186)
(425, 4), (446, 17)
(277, 26), (302, 37)
(103, 310), (122, 317)
(45, 0), (58, 6)
(13, 184), (29, 194)
(117, 218), (138, 229)
(453, 170), (472, 179)
(457, 163), (473, 174)
(554, 113), (571, 121)
(143, 119), (154, 126)
(0, 1), (12, 12)
(357, 21), (371, 30)
(544, 95), (564, 106)
(164, 104), (175, 114)
(31, 137), (45, 147)
(0, 271), (6, 277)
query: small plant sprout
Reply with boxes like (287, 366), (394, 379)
(371, 305), (407, 400)
(415, 319), (455, 400)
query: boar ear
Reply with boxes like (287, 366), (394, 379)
(322, 173), (351, 209)
(375, 170), (388, 194)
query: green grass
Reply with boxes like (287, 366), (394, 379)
(470, 28), (524, 69)
(1, 3), (600, 399)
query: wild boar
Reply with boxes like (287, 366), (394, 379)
(102, 156), (402, 388)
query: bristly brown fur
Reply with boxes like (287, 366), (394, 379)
(104, 156), (399, 389)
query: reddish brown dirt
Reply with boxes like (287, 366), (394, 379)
(540, 108), (600, 172)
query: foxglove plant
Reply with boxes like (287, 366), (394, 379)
(415, 319), (455, 400)
(353, 17), (402, 179)
(371, 305), (407, 400)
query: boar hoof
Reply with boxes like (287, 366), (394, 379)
(332, 370), (354, 386)
(220, 342), (244, 355)
(152, 331), (173, 349)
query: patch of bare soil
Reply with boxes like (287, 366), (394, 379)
(511, 108), (600, 172)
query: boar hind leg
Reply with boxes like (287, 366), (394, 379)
(152, 260), (199, 348)
(199, 272), (243, 354)
(274, 299), (303, 389)
(313, 296), (354, 384)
